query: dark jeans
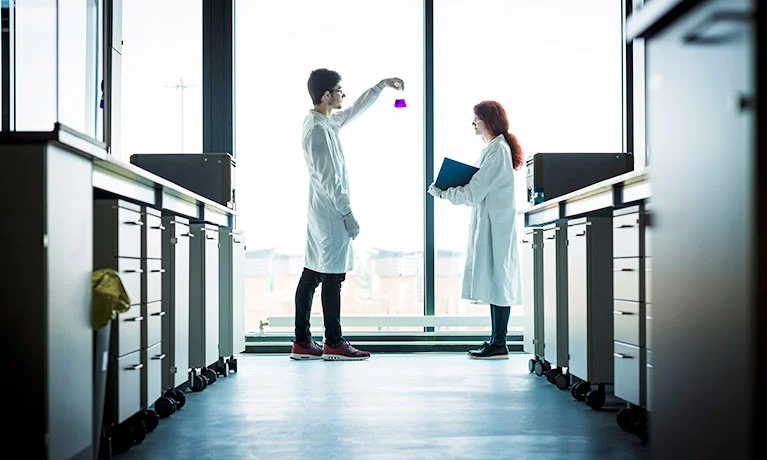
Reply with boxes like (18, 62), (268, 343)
(490, 304), (511, 346)
(294, 267), (346, 344)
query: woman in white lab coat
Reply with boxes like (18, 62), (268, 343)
(428, 100), (524, 359)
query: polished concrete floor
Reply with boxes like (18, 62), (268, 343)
(116, 353), (649, 460)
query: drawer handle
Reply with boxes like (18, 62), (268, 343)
(127, 316), (144, 322)
(682, 11), (752, 45)
(150, 269), (166, 273)
(613, 353), (633, 359)
(521, 239), (530, 243)
(545, 235), (555, 240)
(151, 311), (167, 317)
(124, 220), (144, 226)
(233, 239), (244, 244)
(647, 363), (654, 369)
(613, 310), (635, 315)
(575, 231), (586, 237)
(614, 268), (636, 272)
(122, 269), (144, 274)
(181, 232), (194, 238)
(151, 225), (166, 230)
(127, 363), (144, 370)
(152, 353), (167, 360)
(615, 224), (635, 229)
(206, 235), (216, 240)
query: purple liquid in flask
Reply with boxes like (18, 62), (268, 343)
(394, 99), (407, 108)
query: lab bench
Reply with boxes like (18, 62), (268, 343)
(1, 124), (242, 460)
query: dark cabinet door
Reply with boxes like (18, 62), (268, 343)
(646, 0), (754, 458)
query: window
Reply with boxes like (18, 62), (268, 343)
(433, 0), (623, 328)
(122, 0), (202, 155)
(236, 0), (424, 335)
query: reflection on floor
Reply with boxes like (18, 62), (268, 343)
(115, 353), (649, 460)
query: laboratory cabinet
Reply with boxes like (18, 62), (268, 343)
(189, 222), (221, 371)
(537, 221), (570, 390)
(520, 228), (544, 367)
(161, 215), (192, 390)
(140, 206), (165, 411)
(612, 204), (650, 438)
(566, 216), (613, 409)
(94, 199), (144, 426)
(218, 228), (246, 372)
(2, 142), (94, 460)
(637, 0), (761, 457)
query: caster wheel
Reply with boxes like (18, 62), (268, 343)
(571, 381), (590, 401)
(541, 361), (552, 374)
(138, 409), (160, 432)
(191, 374), (206, 392)
(128, 417), (147, 445)
(213, 361), (227, 376)
(166, 389), (186, 409)
(555, 372), (570, 390)
(110, 424), (133, 454)
(528, 358), (537, 373)
(228, 357), (238, 373)
(154, 396), (177, 418)
(202, 368), (217, 384)
(533, 361), (544, 376)
(585, 383), (606, 410)
(546, 368), (562, 384)
(617, 408), (637, 432)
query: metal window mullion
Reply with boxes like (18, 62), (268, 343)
(424, 0), (434, 331)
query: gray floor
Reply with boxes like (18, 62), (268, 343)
(116, 353), (649, 460)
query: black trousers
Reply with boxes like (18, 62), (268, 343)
(490, 304), (511, 346)
(294, 267), (346, 344)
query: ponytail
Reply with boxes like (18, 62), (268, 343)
(503, 132), (524, 171)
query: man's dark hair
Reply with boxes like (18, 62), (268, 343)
(307, 68), (342, 105)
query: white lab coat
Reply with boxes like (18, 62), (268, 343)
(443, 134), (523, 306)
(301, 85), (383, 274)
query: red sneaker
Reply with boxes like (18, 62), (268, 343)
(322, 339), (371, 361)
(290, 340), (323, 360)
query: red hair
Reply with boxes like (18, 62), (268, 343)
(474, 101), (524, 170)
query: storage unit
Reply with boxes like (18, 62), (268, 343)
(94, 199), (144, 427)
(161, 215), (192, 390)
(612, 204), (650, 436)
(219, 228), (246, 366)
(189, 222), (221, 370)
(566, 216), (613, 408)
(635, 1), (759, 456)
(538, 222), (569, 378)
(141, 206), (165, 409)
(520, 228), (544, 368)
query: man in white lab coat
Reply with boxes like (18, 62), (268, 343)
(290, 68), (404, 361)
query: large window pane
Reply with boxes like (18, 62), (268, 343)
(434, 0), (623, 329)
(236, 0), (424, 335)
(14, 0), (57, 131)
(122, 0), (202, 154)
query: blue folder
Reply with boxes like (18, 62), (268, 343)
(435, 157), (479, 190)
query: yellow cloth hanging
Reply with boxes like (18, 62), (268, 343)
(92, 268), (131, 330)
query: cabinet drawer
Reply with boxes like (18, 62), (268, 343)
(646, 303), (654, 350)
(94, 200), (143, 262)
(646, 257), (653, 304)
(144, 211), (164, 259)
(614, 258), (641, 301)
(613, 212), (641, 258)
(146, 300), (163, 347)
(116, 350), (142, 423)
(118, 258), (142, 306)
(614, 300), (641, 345)
(614, 342), (642, 406)
(145, 259), (163, 302)
(114, 306), (142, 357)
(144, 342), (164, 407)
